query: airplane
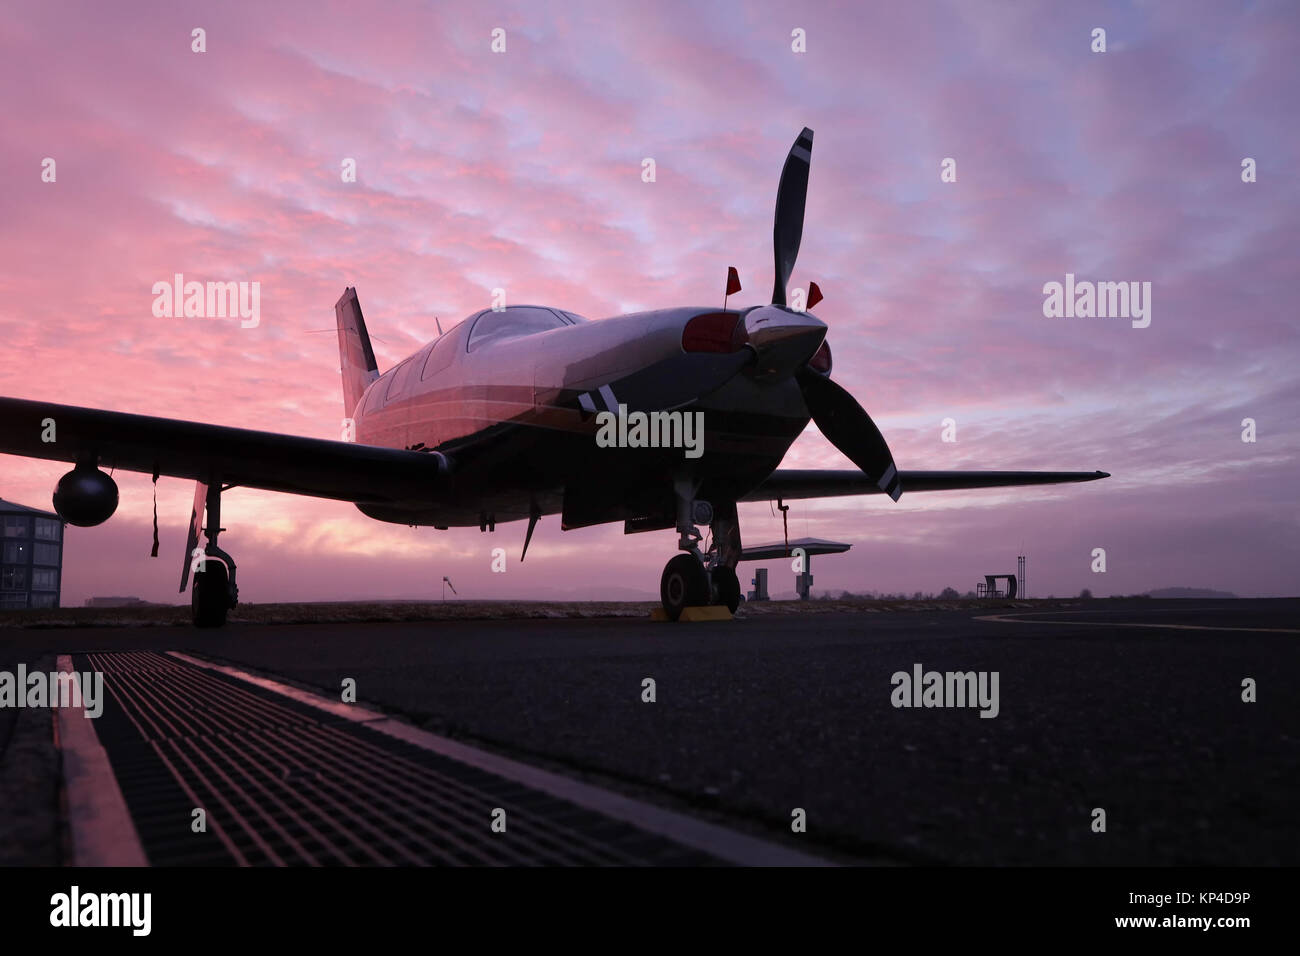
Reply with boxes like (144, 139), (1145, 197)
(0, 127), (1108, 626)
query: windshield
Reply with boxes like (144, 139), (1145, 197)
(467, 307), (568, 352)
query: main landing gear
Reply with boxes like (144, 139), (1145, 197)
(192, 483), (239, 628)
(659, 480), (742, 621)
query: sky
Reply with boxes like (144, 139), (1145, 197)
(0, 0), (1297, 605)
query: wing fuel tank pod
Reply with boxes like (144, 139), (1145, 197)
(52, 462), (119, 526)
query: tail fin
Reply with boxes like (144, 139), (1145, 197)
(335, 287), (380, 417)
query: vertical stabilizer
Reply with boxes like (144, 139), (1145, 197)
(335, 287), (380, 417)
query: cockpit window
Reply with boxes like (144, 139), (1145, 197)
(384, 357), (417, 402)
(467, 306), (567, 352)
(559, 310), (588, 323)
(421, 322), (464, 380)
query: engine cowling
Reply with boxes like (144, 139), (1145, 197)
(52, 467), (119, 527)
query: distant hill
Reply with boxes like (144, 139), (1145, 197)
(355, 586), (659, 602)
(1146, 587), (1238, 599)
(84, 596), (161, 608)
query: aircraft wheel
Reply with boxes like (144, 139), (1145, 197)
(661, 554), (709, 621)
(711, 566), (741, 614)
(192, 563), (229, 628)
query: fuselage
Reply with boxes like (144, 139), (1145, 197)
(351, 304), (827, 530)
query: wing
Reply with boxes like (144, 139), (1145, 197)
(0, 396), (449, 504)
(740, 468), (1110, 502)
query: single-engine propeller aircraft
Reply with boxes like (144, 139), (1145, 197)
(0, 127), (1107, 625)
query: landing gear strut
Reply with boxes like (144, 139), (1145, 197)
(192, 483), (239, 628)
(658, 480), (742, 620)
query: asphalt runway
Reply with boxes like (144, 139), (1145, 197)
(2, 598), (1296, 865)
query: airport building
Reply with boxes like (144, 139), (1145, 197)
(0, 498), (64, 609)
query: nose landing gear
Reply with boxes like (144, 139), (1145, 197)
(658, 482), (742, 621)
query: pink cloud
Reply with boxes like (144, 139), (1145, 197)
(1, 0), (1296, 606)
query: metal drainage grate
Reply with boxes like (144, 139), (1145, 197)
(78, 651), (721, 866)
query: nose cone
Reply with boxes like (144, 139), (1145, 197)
(744, 305), (827, 380)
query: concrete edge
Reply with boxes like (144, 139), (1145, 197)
(56, 654), (148, 867)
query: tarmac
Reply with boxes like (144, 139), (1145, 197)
(1, 598), (1296, 866)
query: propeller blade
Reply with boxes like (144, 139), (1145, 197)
(797, 370), (902, 501)
(771, 127), (814, 307)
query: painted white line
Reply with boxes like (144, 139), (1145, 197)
(973, 612), (1300, 634)
(55, 655), (148, 867)
(168, 651), (834, 867)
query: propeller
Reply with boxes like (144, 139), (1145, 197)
(771, 128), (814, 307)
(768, 126), (903, 500)
(797, 370), (902, 500)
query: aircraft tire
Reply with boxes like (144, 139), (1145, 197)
(192, 563), (229, 628)
(711, 566), (741, 614)
(660, 553), (709, 621)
